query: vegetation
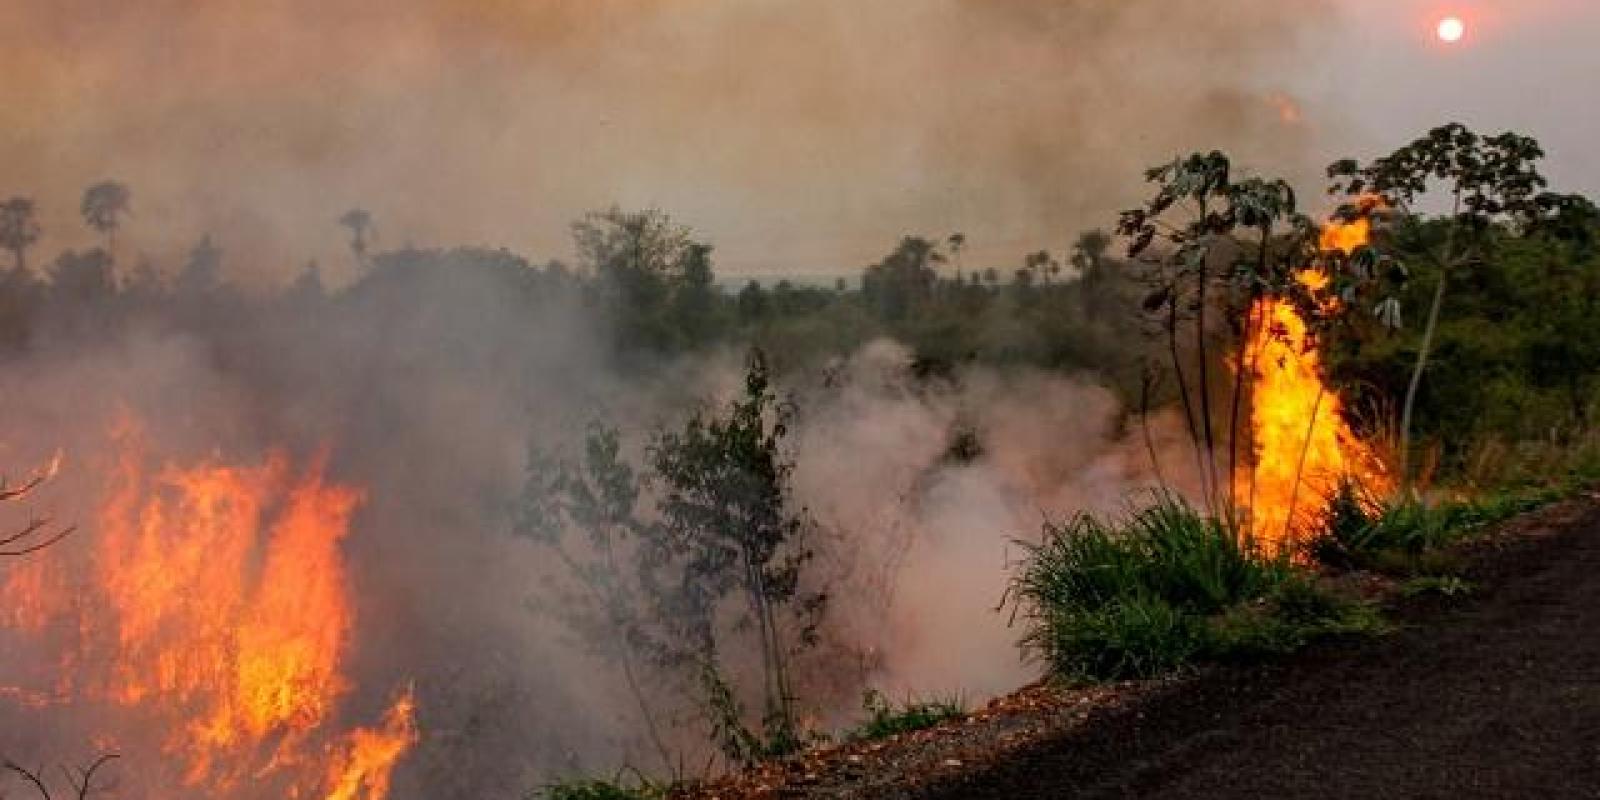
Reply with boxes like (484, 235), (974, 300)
(1309, 477), (1575, 576)
(1116, 153), (1323, 510)
(517, 351), (823, 771)
(1327, 123), (1598, 484)
(1008, 493), (1381, 682)
(847, 690), (966, 742)
(538, 776), (664, 800)
(0, 119), (1594, 791)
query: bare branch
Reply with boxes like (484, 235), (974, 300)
(68, 755), (119, 800)
(3, 762), (52, 800)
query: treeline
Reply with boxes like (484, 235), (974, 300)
(1, 152), (1597, 482)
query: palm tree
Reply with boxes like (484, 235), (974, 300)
(81, 181), (131, 254)
(338, 209), (374, 269)
(0, 197), (41, 273)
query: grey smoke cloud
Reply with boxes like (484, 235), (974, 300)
(0, 0), (1331, 283)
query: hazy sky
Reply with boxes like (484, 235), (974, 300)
(1303, 0), (1600, 199)
(1, 0), (1596, 283)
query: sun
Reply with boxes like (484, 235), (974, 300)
(1437, 16), (1467, 44)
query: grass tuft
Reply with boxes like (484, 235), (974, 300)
(1309, 477), (1571, 576)
(847, 690), (966, 741)
(1010, 492), (1379, 682)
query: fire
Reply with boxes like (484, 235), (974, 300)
(0, 423), (416, 798)
(324, 687), (420, 800)
(1236, 208), (1392, 549)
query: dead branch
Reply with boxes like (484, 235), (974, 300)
(2, 755), (119, 800)
(3, 761), (52, 800)
(0, 464), (74, 558)
(63, 755), (118, 800)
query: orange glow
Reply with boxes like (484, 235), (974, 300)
(0, 422), (416, 798)
(1236, 212), (1392, 549)
(324, 688), (421, 800)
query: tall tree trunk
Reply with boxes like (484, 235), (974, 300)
(1399, 262), (1450, 488)
(1166, 295), (1207, 501)
(1398, 194), (1461, 490)
(1196, 254), (1218, 512)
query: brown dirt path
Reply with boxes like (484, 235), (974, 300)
(906, 497), (1600, 800)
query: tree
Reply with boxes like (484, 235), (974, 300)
(671, 242), (720, 346)
(947, 232), (967, 276)
(174, 234), (223, 295)
(1070, 229), (1111, 283)
(48, 250), (116, 305)
(861, 236), (943, 321)
(338, 209), (374, 269)
(1117, 151), (1327, 511)
(1327, 124), (1592, 484)
(572, 207), (706, 352)
(517, 351), (824, 770)
(647, 349), (822, 763)
(286, 260), (327, 305)
(737, 280), (768, 324)
(515, 423), (678, 774)
(80, 181), (130, 254)
(1023, 250), (1060, 285)
(0, 197), (41, 273)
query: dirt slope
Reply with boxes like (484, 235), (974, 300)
(911, 497), (1600, 800)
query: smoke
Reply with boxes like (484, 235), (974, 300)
(790, 341), (1195, 701)
(0, 0), (1333, 283)
(0, 2), (1338, 794)
(0, 250), (1201, 795)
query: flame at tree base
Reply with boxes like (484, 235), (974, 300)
(1235, 211), (1393, 552)
(0, 422), (416, 799)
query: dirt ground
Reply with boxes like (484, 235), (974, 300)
(909, 496), (1600, 800)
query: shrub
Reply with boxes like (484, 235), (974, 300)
(1011, 493), (1373, 681)
(848, 690), (966, 741)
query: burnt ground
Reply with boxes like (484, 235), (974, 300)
(910, 494), (1600, 800)
(680, 494), (1600, 800)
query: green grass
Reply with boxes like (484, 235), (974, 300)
(847, 690), (966, 741)
(1010, 492), (1380, 682)
(537, 777), (664, 800)
(1309, 478), (1571, 576)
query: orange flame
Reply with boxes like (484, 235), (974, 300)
(1236, 207), (1392, 549)
(0, 422), (416, 798)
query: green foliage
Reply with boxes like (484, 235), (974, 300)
(861, 236), (944, 322)
(538, 777), (664, 800)
(519, 350), (824, 770)
(1308, 478), (1568, 575)
(1010, 493), (1377, 682)
(80, 180), (131, 245)
(573, 207), (727, 355)
(1205, 578), (1388, 660)
(1039, 594), (1204, 680)
(649, 349), (823, 763)
(1328, 123), (1598, 484)
(0, 196), (41, 272)
(847, 690), (966, 741)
